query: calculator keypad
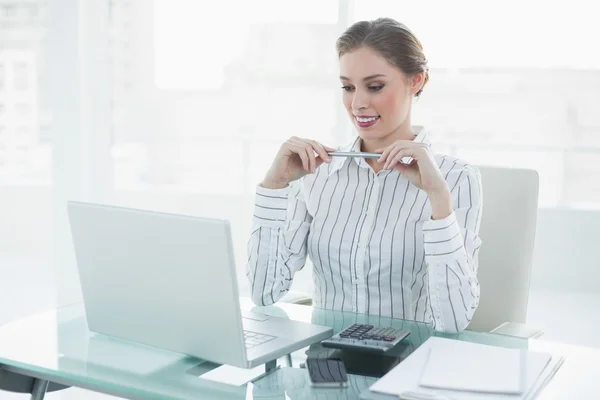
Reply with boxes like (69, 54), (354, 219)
(321, 324), (410, 353)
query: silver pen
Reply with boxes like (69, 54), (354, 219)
(328, 151), (415, 164)
(327, 151), (381, 159)
(328, 129), (427, 163)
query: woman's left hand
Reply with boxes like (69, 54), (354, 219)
(376, 140), (448, 195)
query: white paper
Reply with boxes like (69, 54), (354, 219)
(369, 337), (556, 400)
(200, 364), (267, 386)
(419, 340), (529, 394)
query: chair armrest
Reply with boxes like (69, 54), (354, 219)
(279, 290), (312, 306)
(490, 322), (544, 339)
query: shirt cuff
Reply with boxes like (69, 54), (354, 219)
(422, 212), (466, 262)
(254, 184), (290, 226)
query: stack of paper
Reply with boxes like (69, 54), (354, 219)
(364, 337), (563, 400)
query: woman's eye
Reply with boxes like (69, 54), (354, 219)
(341, 86), (354, 92)
(369, 85), (384, 91)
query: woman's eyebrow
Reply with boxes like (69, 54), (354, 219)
(339, 74), (387, 82)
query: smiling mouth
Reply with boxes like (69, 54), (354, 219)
(355, 115), (380, 128)
(355, 116), (379, 123)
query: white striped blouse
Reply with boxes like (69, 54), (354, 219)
(246, 127), (483, 332)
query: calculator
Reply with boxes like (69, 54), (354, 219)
(321, 324), (411, 354)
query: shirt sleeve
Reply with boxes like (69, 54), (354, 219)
(246, 180), (312, 306)
(423, 165), (482, 332)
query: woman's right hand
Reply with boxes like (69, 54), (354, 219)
(261, 137), (335, 189)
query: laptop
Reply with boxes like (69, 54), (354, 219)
(66, 201), (333, 369)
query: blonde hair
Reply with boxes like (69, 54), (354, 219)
(336, 18), (430, 97)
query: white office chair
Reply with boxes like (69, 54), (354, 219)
(467, 166), (542, 338)
(282, 166), (543, 338)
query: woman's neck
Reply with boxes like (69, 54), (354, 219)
(361, 122), (415, 153)
(362, 122), (415, 173)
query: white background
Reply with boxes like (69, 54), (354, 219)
(1, 1), (599, 380)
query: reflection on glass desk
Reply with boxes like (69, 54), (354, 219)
(0, 298), (598, 399)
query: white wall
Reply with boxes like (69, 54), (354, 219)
(530, 208), (600, 293)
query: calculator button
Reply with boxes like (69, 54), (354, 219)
(383, 336), (396, 342)
(372, 336), (383, 341)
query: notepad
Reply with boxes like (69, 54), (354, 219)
(368, 337), (557, 400)
(419, 341), (527, 394)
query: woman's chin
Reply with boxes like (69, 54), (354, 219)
(357, 129), (386, 142)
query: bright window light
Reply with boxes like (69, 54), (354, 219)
(154, 0), (338, 90)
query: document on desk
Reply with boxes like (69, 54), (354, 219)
(419, 339), (543, 394)
(367, 337), (563, 400)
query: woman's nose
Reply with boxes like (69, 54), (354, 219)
(351, 91), (369, 111)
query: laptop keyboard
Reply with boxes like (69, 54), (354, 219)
(243, 330), (276, 349)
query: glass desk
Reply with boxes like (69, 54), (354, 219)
(0, 299), (598, 399)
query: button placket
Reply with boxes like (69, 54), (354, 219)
(355, 173), (381, 313)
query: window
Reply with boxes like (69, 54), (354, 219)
(2, 5), (16, 18)
(16, 125), (31, 137)
(109, 0), (347, 294)
(29, 4), (38, 17)
(16, 103), (31, 115)
(0, 0), (53, 324)
(112, 0), (343, 195)
(14, 62), (30, 91)
(355, 0), (600, 208)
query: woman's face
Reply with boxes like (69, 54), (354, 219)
(339, 46), (421, 142)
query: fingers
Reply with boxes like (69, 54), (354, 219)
(290, 137), (334, 159)
(306, 139), (332, 162)
(383, 146), (404, 167)
(378, 141), (427, 167)
(287, 137), (333, 173)
(393, 161), (410, 174)
(378, 144), (403, 166)
(285, 138), (310, 172)
(384, 149), (411, 169)
(377, 146), (392, 164)
(384, 149), (414, 169)
(291, 140), (317, 172)
(288, 143), (309, 171)
(306, 146), (316, 172)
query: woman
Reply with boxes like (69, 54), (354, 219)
(246, 18), (482, 333)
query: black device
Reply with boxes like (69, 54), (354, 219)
(305, 357), (349, 388)
(321, 324), (411, 353)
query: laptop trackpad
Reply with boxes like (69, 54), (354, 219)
(241, 310), (269, 322)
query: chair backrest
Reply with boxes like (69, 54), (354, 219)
(467, 166), (539, 332)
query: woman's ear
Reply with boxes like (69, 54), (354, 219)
(410, 72), (425, 96)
